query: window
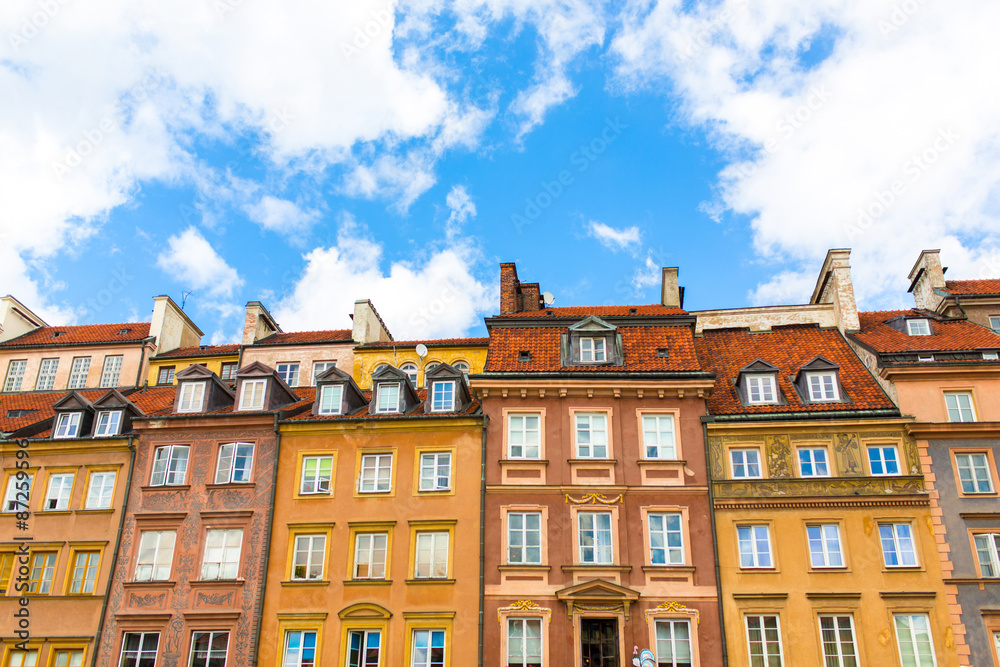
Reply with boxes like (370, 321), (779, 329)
(85, 471), (116, 509)
(642, 415), (676, 459)
(984, 351), (999, 360)
(894, 614), (935, 667)
(578, 512), (613, 564)
(917, 354), (935, 362)
(906, 319), (932, 336)
(43, 473), (73, 511)
(745, 616), (783, 666)
(879, 523), (917, 567)
(135, 530), (175, 581)
(277, 363), (299, 387)
(300, 456), (333, 494)
(214, 442), (254, 484)
(819, 616), (858, 667)
(28, 552), (56, 593)
(0, 552), (15, 592)
(411, 629), (445, 667)
(414, 531), (449, 578)
(806, 371), (839, 401)
(574, 413), (608, 458)
(655, 620), (692, 667)
(118, 633), (159, 667)
(6, 650), (39, 667)
(991, 316), (1000, 334)
(317, 384), (343, 415)
(239, 379), (266, 411)
(311, 361), (336, 385)
(508, 414), (540, 459)
(359, 454), (392, 493)
(220, 363), (238, 382)
(974, 533), (1000, 577)
(956, 453), (994, 493)
(157, 366), (175, 385)
(54, 412), (82, 438)
(430, 380), (456, 412)
(190, 631), (228, 667)
(178, 381), (206, 413)
(68, 357), (90, 389)
(52, 650), (84, 666)
(353, 533), (388, 578)
(945, 392), (976, 422)
(507, 512), (541, 565)
(35, 358), (58, 390)
(375, 383), (400, 413)
(3, 473), (31, 512)
(746, 375), (777, 404)
(201, 528), (242, 580)
(292, 534), (326, 581)
(737, 525), (772, 568)
(347, 630), (381, 667)
(453, 361), (470, 379)
(3, 359), (26, 392)
(100, 355), (123, 388)
(419, 453), (451, 491)
(649, 513), (684, 565)
(94, 410), (122, 437)
(507, 619), (542, 667)
(797, 447), (829, 477)
(580, 337), (607, 362)
(807, 524), (844, 568)
(283, 631), (316, 667)
(150, 445), (189, 486)
(868, 445), (900, 476)
(400, 363), (418, 385)
(69, 550), (99, 594)
(730, 448), (762, 479)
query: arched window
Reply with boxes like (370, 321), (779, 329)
(400, 363), (418, 386)
(423, 362), (440, 387)
(453, 361), (470, 380)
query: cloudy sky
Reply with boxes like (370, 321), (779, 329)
(3, 0), (999, 342)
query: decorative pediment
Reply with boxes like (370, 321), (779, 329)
(556, 579), (641, 620)
(370, 364), (421, 415)
(175, 364), (217, 380)
(338, 602), (392, 620)
(568, 316), (617, 333)
(738, 358), (779, 375)
(797, 356), (840, 374)
(92, 389), (142, 414)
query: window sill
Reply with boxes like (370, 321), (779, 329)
(75, 508), (115, 514)
(282, 579), (330, 587)
(641, 565), (695, 573)
(501, 458), (549, 465)
(189, 579), (245, 588)
(567, 458), (618, 464)
(406, 578), (455, 585)
(882, 566), (924, 573)
(737, 567), (779, 573)
(343, 579), (392, 586)
(499, 564), (550, 571)
(140, 485), (190, 492)
(37, 510), (72, 515)
(561, 565), (631, 573)
(205, 482), (256, 491)
(124, 580), (176, 589)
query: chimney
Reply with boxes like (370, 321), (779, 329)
(150, 295), (204, 353)
(520, 283), (542, 312)
(810, 248), (860, 333)
(661, 268), (681, 309)
(0, 295), (47, 344)
(242, 301), (281, 345)
(907, 249), (946, 311)
(353, 300), (392, 345)
(500, 263), (521, 314)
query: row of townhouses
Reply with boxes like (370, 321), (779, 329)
(0, 248), (998, 667)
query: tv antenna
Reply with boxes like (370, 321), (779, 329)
(181, 291), (194, 310)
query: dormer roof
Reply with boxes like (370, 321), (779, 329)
(52, 391), (95, 413)
(235, 361), (300, 410)
(423, 362), (473, 413)
(568, 316), (617, 333)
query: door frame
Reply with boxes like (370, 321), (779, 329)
(574, 612), (626, 667)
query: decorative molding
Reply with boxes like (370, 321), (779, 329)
(713, 475), (925, 500)
(645, 601), (701, 625)
(496, 600), (552, 622)
(565, 493), (623, 505)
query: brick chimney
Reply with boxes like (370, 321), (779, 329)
(661, 268), (682, 309)
(809, 249), (860, 333)
(500, 263), (521, 314)
(907, 249), (946, 311)
(242, 301), (281, 345)
(520, 283), (542, 312)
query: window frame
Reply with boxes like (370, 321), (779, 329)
(67, 549), (100, 595)
(506, 618), (543, 667)
(85, 470), (116, 510)
(311, 361), (336, 386)
(220, 362), (238, 382)
(188, 631), (229, 667)
(291, 533), (328, 582)
(43, 472), (74, 511)
(506, 510), (543, 566)
(409, 628), (447, 667)
(990, 315), (1000, 334)
(276, 362), (300, 387)
(200, 527), (243, 581)
(299, 455), (334, 496)
(346, 628), (381, 667)
(879, 522), (919, 568)
(374, 383), (400, 414)
(118, 632), (160, 667)
(3, 472), (32, 513)
(156, 366), (175, 385)
(53, 412), (83, 439)
(797, 446), (830, 477)
(806, 523), (845, 569)
(737, 524), (773, 569)
(954, 451), (996, 495)
(99, 355), (123, 388)
(973, 532), (1000, 578)
(579, 336), (607, 363)
(745, 615), (784, 667)
(35, 358), (59, 391)
(745, 374), (778, 405)
(573, 411), (609, 459)
(317, 384), (344, 415)
(94, 409), (123, 437)
(352, 531), (390, 580)
(400, 363), (418, 386)
(654, 618), (693, 667)
(730, 447), (763, 479)
(577, 510), (614, 565)
(150, 444), (190, 486)
(867, 445), (901, 476)
(214, 442), (254, 484)
(429, 380), (456, 412)
(68, 356), (91, 389)
(282, 630), (317, 667)
(413, 530), (451, 579)
(177, 381), (206, 413)
(944, 391), (977, 423)
(818, 615), (858, 667)
(805, 371), (840, 401)
(640, 413), (677, 460)
(134, 529), (176, 582)
(3, 359), (27, 392)
(238, 378), (266, 411)
(893, 613), (937, 667)
(358, 453), (393, 494)
(418, 452), (452, 492)
(27, 551), (57, 594)
(647, 512), (685, 566)
(906, 318), (932, 336)
(506, 412), (542, 460)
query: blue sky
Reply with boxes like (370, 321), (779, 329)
(3, 0), (999, 342)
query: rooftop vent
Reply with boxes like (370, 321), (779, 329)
(119, 328), (131, 335)
(518, 351), (532, 362)
(656, 348), (669, 358)
(629, 308), (638, 315)
(52, 331), (64, 338)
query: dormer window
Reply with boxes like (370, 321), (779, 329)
(177, 381), (206, 413)
(746, 375), (777, 404)
(430, 380), (456, 412)
(94, 410), (122, 437)
(54, 412), (82, 438)
(805, 372), (839, 402)
(375, 383), (400, 413)
(906, 319), (932, 336)
(239, 379), (266, 411)
(318, 385), (343, 415)
(580, 337), (607, 362)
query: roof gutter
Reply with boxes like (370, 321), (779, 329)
(706, 408), (901, 423)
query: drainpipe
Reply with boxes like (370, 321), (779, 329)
(249, 411), (281, 666)
(134, 341), (151, 389)
(702, 417), (729, 667)
(479, 414), (488, 667)
(91, 435), (137, 667)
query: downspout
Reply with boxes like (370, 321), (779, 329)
(478, 413), (488, 667)
(135, 340), (151, 389)
(91, 435), (137, 667)
(249, 411), (281, 666)
(702, 417), (729, 667)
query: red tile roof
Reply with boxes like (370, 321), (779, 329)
(286, 388), (480, 420)
(358, 337), (489, 349)
(128, 386), (179, 416)
(252, 330), (353, 346)
(943, 279), (1000, 296)
(495, 305), (687, 318)
(483, 326), (702, 373)
(852, 310), (1000, 354)
(153, 344), (240, 359)
(0, 389), (108, 433)
(0, 323), (151, 348)
(694, 324), (896, 416)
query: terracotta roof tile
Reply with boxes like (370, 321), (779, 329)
(943, 279), (1000, 296)
(852, 310), (1000, 354)
(128, 386), (179, 416)
(694, 324), (896, 416)
(0, 389), (109, 433)
(495, 305), (687, 318)
(358, 337), (489, 349)
(0, 323), (151, 348)
(153, 344), (240, 359)
(252, 330), (353, 346)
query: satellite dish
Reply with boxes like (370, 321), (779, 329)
(542, 292), (555, 305)
(415, 344), (428, 358)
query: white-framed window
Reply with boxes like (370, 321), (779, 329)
(580, 337), (607, 362)
(507, 512), (541, 565)
(655, 619), (692, 667)
(745, 615), (783, 666)
(68, 357), (91, 389)
(100, 355), (123, 388)
(353, 532), (388, 579)
(649, 513), (684, 565)
(578, 511), (613, 564)
(119, 632), (159, 667)
(906, 319), (932, 336)
(3, 359), (26, 392)
(54, 412), (82, 439)
(35, 358), (58, 391)
(507, 618), (542, 667)
(411, 629), (445, 667)
(819, 615), (858, 667)
(311, 361), (336, 385)
(507, 413), (540, 459)
(894, 614), (936, 667)
(215, 442), (254, 484)
(94, 410), (122, 437)
(85, 471), (116, 509)
(157, 366), (175, 385)
(358, 453), (392, 493)
(201, 528), (242, 580)
(807, 524), (844, 568)
(867, 445), (900, 476)
(3, 473), (31, 512)
(375, 383), (400, 413)
(797, 447), (829, 477)
(642, 415), (676, 459)
(879, 523), (918, 567)
(419, 452), (452, 491)
(28, 552), (56, 593)
(220, 362), (238, 381)
(292, 534), (326, 581)
(990, 316), (1000, 334)
(574, 413), (608, 458)
(277, 362), (299, 386)
(730, 448), (762, 479)
(150, 445), (189, 486)
(135, 530), (175, 581)
(70, 550), (99, 594)
(737, 525), (772, 568)
(806, 371), (839, 401)
(945, 392), (976, 422)
(984, 351), (999, 360)
(430, 380), (456, 412)
(956, 453), (994, 493)
(400, 363), (418, 385)
(178, 381), (206, 413)
(300, 456), (333, 494)
(43, 473), (73, 511)
(414, 531), (449, 578)
(239, 379), (266, 411)
(917, 354), (935, 362)
(283, 630), (317, 667)
(347, 629), (381, 667)
(746, 374), (777, 404)
(317, 384), (343, 415)
(974, 533), (1000, 577)
(190, 631), (229, 667)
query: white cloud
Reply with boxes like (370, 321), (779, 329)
(587, 220), (641, 252)
(156, 227), (244, 299)
(445, 185), (476, 239)
(244, 196), (321, 238)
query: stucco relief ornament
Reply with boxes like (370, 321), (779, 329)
(497, 599), (551, 621)
(565, 493), (623, 505)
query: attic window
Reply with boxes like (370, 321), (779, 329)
(656, 348), (669, 358)
(917, 354), (934, 362)
(746, 375), (778, 405)
(5, 409), (36, 419)
(580, 337), (607, 362)
(519, 351), (532, 362)
(119, 328), (131, 335)
(805, 371), (839, 401)
(54, 412), (82, 439)
(984, 351), (999, 360)
(629, 308), (638, 315)
(906, 319), (932, 336)
(52, 331), (64, 338)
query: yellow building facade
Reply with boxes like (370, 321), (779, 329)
(351, 339), (488, 390)
(146, 344), (240, 386)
